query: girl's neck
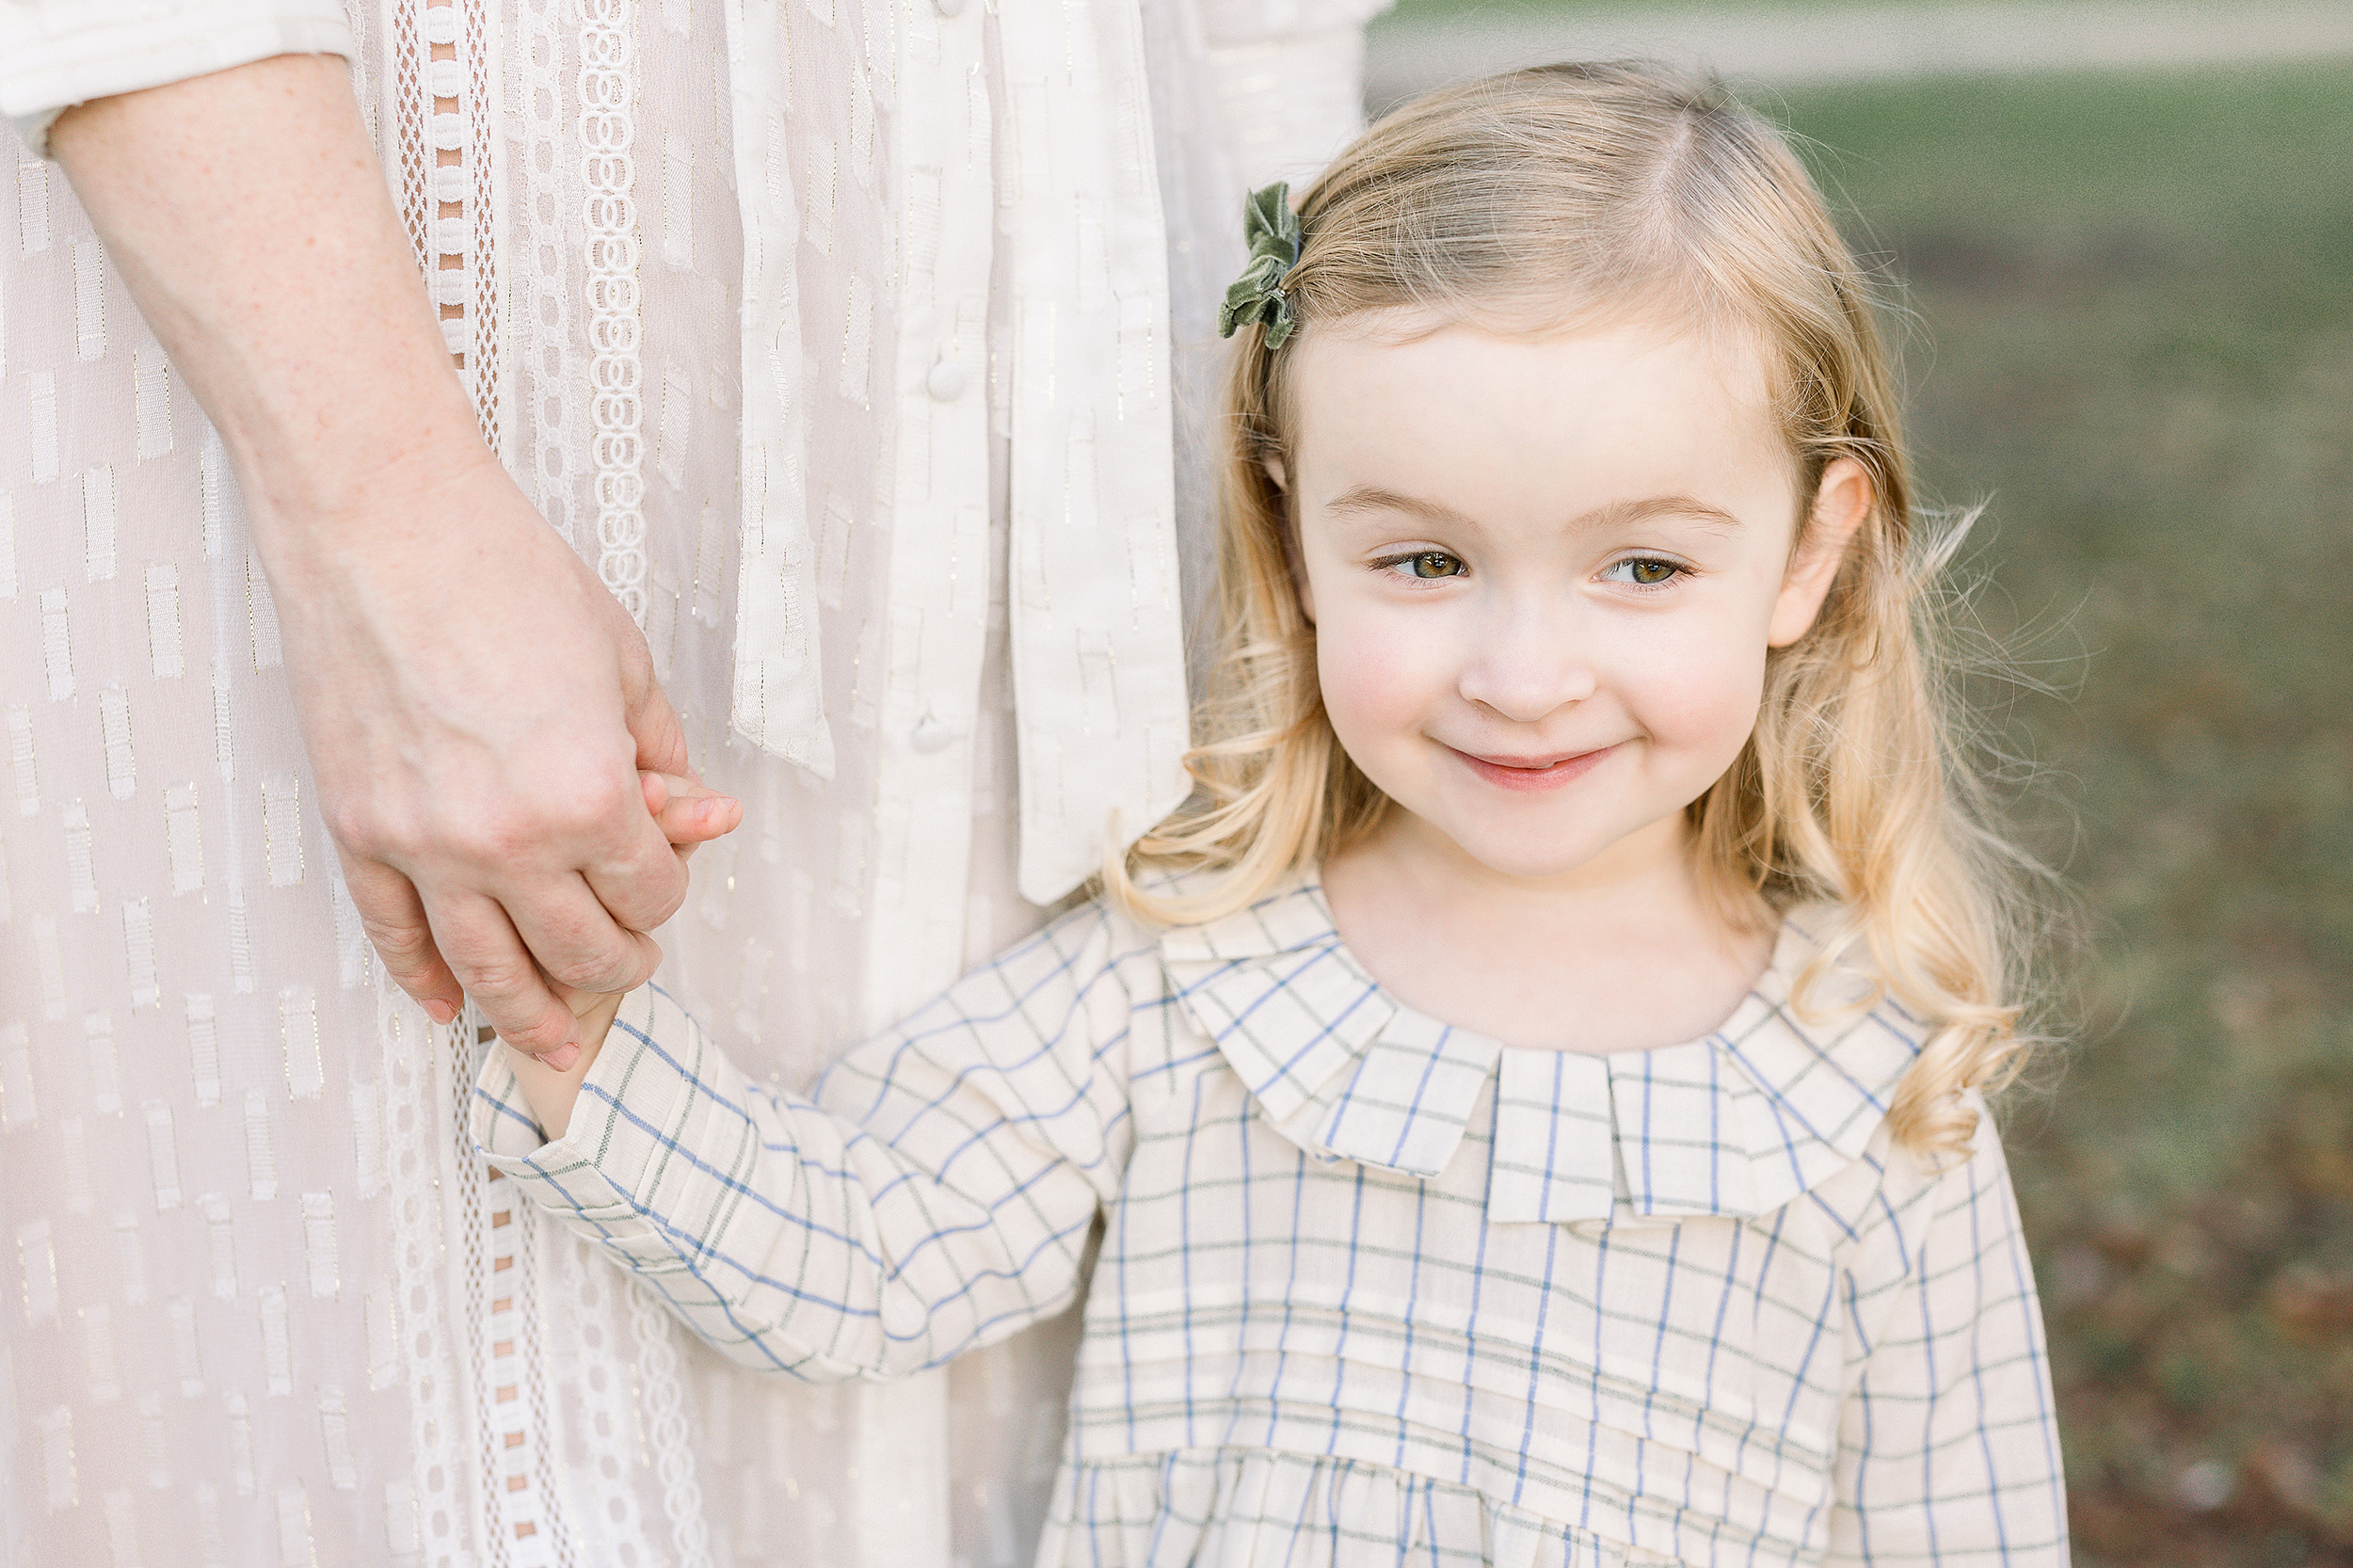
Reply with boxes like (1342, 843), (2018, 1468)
(1321, 808), (1775, 1054)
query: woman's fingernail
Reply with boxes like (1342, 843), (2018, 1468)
(541, 1042), (581, 1072)
(424, 999), (456, 1025)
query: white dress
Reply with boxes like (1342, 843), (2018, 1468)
(469, 885), (2072, 1567)
(0, 1), (1386, 1562)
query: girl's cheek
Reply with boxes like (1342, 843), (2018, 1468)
(1616, 621), (1772, 746)
(1320, 602), (1438, 717)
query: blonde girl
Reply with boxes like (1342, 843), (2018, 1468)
(484, 62), (2068, 1568)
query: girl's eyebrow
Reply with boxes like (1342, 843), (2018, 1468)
(1325, 485), (1743, 535)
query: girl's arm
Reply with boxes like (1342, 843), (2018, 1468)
(1827, 1113), (2071, 1566)
(470, 903), (1147, 1382)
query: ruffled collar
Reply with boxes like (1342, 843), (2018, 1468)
(1158, 881), (1924, 1224)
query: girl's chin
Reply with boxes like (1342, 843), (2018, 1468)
(1383, 794), (1697, 888)
(1399, 816), (1624, 885)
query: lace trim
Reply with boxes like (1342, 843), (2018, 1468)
(628, 1287), (713, 1568)
(454, 1021), (577, 1566)
(392, 0), (506, 445)
(376, 973), (473, 1568)
(541, 1226), (664, 1566)
(458, 0), (504, 454)
(390, 0), (430, 268)
(579, 0), (648, 623)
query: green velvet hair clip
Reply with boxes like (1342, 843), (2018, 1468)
(1217, 183), (1305, 350)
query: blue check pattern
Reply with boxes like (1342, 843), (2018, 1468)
(472, 884), (2068, 1567)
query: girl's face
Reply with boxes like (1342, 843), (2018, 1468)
(1288, 314), (1867, 887)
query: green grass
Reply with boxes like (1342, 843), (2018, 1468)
(1770, 62), (2353, 1565)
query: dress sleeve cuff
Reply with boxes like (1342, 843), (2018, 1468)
(468, 984), (663, 1175)
(466, 984), (792, 1296)
(466, 986), (674, 1255)
(5, 0), (358, 156)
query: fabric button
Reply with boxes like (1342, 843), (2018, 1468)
(926, 358), (967, 402)
(910, 717), (953, 754)
(935, 0), (967, 15)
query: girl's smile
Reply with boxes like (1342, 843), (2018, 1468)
(1448, 741), (1620, 793)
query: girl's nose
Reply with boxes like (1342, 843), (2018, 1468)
(1456, 602), (1598, 723)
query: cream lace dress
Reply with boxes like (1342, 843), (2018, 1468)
(0, 0), (1386, 1562)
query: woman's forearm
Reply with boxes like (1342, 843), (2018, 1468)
(48, 53), (485, 568)
(47, 54), (703, 1056)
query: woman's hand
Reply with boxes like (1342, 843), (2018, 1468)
(273, 454), (701, 1056)
(501, 772), (735, 1135)
(51, 56), (738, 1056)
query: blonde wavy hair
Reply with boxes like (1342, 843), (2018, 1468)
(1106, 62), (2050, 1155)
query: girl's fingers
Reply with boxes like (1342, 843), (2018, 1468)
(638, 771), (742, 846)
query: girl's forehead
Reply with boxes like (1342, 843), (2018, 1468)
(1303, 296), (1772, 365)
(1288, 316), (1787, 481)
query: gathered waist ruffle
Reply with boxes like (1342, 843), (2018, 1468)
(1034, 1448), (1692, 1568)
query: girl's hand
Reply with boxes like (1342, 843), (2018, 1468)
(504, 984), (624, 1139)
(641, 771), (744, 857)
(506, 772), (738, 1135)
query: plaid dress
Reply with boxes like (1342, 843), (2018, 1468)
(472, 884), (2068, 1567)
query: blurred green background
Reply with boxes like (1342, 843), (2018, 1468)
(1366, 10), (2353, 1564)
(1781, 66), (2353, 1568)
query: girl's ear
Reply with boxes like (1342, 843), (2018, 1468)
(1263, 454), (1314, 623)
(1767, 456), (1871, 648)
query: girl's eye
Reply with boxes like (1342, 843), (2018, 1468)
(1603, 556), (1685, 587)
(1384, 551), (1465, 580)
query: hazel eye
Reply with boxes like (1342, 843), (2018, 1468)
(1389, 551), (1465, 580)
(1603, 556), (1684, 587)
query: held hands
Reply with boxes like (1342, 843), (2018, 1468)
(498, 771), (734, 1141)
(45, 57), (730, 1062)
(287, 456), (719, 1057)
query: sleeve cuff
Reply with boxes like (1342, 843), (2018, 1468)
(5, 1), (357, 156)
(467, 986), (672, 1251)
(468, 984), (662, 1167)
(467, 984), (792, 1298)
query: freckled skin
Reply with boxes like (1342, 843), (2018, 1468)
(1294, 314), (1869, 1051)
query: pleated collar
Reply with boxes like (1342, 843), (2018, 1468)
(1157, 881), (1925, 1224)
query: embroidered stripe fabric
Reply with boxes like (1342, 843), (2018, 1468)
(472, 888), (2068, 1568)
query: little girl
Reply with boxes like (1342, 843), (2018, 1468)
(483, 63), (2068, 1567)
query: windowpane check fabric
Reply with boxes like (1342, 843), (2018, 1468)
(472, 885), (2069, 1568)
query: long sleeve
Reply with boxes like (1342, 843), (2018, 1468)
(471, 904), (1150, 1382)
(1827, 1117), (2071, 1565)
(2, 0), (355, 153)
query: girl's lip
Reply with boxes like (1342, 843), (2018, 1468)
(1449, 743), (1617, 793)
